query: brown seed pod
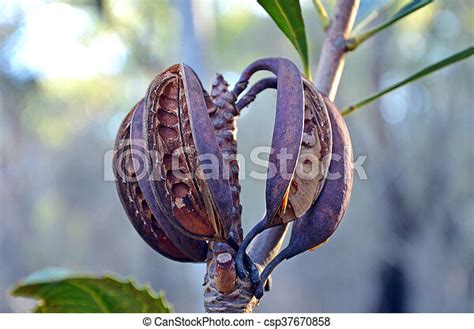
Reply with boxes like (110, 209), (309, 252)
(237, 77), (333, 224)
(114, 63), (260, 284)
(231, 58), (307, 278)
(274, 79), (332, 225)
(233, 60), (333, 279)
(254, 94), (354, 298)
(142, 64), (237, 241)
(113, 101), (206, 262)
(234, 58), (305, 222)
(130, 100), (208, 261)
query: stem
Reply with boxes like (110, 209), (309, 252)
(312, 0), (330, 31)
(227, 236), (260, 287)
(314, 0), (360, 101)
(215, 252), (237, 294)
(204, 242), (258, 313)
(248, 224), (289, 268)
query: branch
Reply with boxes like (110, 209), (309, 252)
(314, 0), (360, 100)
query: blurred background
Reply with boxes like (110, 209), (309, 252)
(1, 0), (473, 312)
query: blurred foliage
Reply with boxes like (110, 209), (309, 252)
(1, 0), (473, 313)
(11, 268), (172, 313)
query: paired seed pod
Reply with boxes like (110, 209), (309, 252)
(113, 57), (353, 299)
(114, 63), (260, 282)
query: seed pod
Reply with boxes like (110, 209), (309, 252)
(273, 79), (332, 225)
(113, 101), (206, 262)
(130, 100), (208, 261)
(254, 94), (354, 298)
(236, 79), (332, 218)
(234, 60), (333, 280)
(233, 58), (305, 223)
(115, 64), (259, 283)
(142, 64), (237, 241)
(232, 58), (305, 278)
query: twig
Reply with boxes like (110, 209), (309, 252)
(312, 0), (331, 31)
(315, 0), (360, 101)
(215, 253), (237, 294)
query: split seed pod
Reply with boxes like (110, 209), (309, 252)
(115, 63), (262, 284)
(113, 101), (207, 262)
(254, 88), (353, 299)
(114, 64), (239, 260)
(141, 64), (237, 241)
(234, 59), (333, 279)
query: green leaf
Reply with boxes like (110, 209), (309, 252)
(348, 0), (433, 50)
(258, 0), (311, 79)
(11, 268), (173, 313)
(341, 47), (474, 116)
(352, 0), (400, 34)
